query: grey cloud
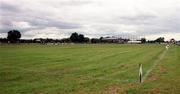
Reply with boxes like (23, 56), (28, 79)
(0, 0), (179, 40)
(0, 1), (25, 18)
(117, 14), (158, 25)
(58, 0), (93, 6)
(137, 15), (180, 35)
(0, 16), (81, 32)
(0, 0), (82, 30)
(27, 17), (81, 29)
(0, 2), (82, 34)
(0, 1), (20, 12)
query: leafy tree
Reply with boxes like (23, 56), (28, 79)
(7, 30), (21, 43)
(170, 38), (175, 44)
(84, 37), (90, 43)
(155, 37), (164, 43)
(70, 32), (79, 43)
(78, 34), (85, 43)
(99, 37), (103, 42)
(61, 38), (71, 43)
(70, 32), (87, 43)
(141, 38), (146, 43)
(91, 38), (100, 43)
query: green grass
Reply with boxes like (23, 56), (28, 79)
(0, 44), (179, 94)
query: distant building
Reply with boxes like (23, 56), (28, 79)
(176, 41), (180, 46)
(101, 37), (129, 43)
(127, 40), (141, 44)
(34, 38), (42, 43)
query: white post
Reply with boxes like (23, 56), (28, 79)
(166, 45), (169, 50)
(139, 64), (143, 83)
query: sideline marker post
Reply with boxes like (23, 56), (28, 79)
(166, 44), (169, 50)
(139, 63), (143, 83)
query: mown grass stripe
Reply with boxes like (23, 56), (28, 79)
(142, 48), (168, 82)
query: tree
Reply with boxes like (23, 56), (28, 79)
(7, 30), (21, 43)
(91, 38), (100, 43)
(155, 37), (164, 43)
(141, 38), (146, 43)
(70, 32), (87, 43)
(61, 38), (71, 43)
(170, 38), (175, 44)
(99, 37), (103, 43)
(70, 32), (79, 43)
(84, 37), (90, 43)
(78, 34), (85, 43)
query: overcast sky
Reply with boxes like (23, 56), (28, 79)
(0, 0), (180, 40)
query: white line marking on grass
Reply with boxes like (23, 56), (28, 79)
(142, 49), (168, 82)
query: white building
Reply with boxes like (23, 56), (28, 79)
(176, 41), (180, 46)
(101, 37), (128, 43)
(127, 40), (141, 44)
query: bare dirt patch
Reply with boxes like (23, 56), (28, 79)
(104, 83), (135, 94)
(146, 65), (168, 82)
(147, 74), (158, 82)
(158, 65), (168, 74)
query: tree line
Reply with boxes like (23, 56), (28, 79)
(0, 29), (172, 44)
(0, 30), (92, 43)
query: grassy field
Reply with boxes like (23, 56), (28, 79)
(0, 44), (179, 94)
